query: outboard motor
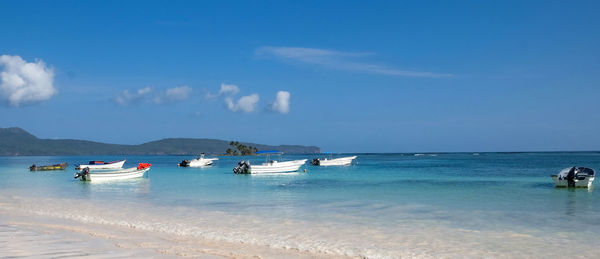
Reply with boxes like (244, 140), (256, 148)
(74, 167), (90, 181)
(310, 158), (320, 166)
(178, 160), (190, 167)
(566, 166), (577, 187)
(233, 160), (250, 174)
(29, 164), (37, 171)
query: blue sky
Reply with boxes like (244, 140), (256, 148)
(1, 0), (599, 152)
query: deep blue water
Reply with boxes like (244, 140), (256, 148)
(2, 152), (600, 236)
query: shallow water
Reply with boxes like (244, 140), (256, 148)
(1, 153), (599, 258)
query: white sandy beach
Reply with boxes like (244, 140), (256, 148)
(1, 212), (345, 259)
(2, 192), (598, 259)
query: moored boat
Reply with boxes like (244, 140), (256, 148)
(75, 159), (126, 170)
(310, 154), (357, 166)
(29, 162), (68, 171)
(551, 166), (595, 188)
(74, 163), (151, 181)
(233, 151), (306, 174)
(178, 153), (218, 167)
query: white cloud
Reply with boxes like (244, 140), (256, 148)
(256, 46), (453, 78)
(206, 83), (240, 99)
(165, 85), (191, 100)
(270, 91), (290, 114)
(225, 93), (259, 113)
(219, 83), (239, 95)
(0, 55), (56, 107)
(117, 85), (193, 105)
(115, 86), (152, 106)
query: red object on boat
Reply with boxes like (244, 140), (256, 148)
(137, 163), (151, 170)
(90, 161), (105, 165)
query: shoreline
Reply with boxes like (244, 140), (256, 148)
(1, 208), (347, 259)
(2, 150), (600, 157)
(2, 192), (598, 258)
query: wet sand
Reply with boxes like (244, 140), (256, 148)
(1, 213), (347, 259)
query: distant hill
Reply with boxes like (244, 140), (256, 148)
(0, 127), (320, 155)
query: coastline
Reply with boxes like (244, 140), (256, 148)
(0, 197), (347, 259)
(2, 153), (600, 258)
(2, 192), (598, 258)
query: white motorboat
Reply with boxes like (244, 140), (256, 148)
(75, 159), (126, 170)
(178, 153), (218, 167)
(233, 151), (306, 174)
(74, 163), (151, 182)
(310, 154), (357, 166)
(551, 166), (595, 188)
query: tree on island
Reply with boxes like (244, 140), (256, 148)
(225, 141), (257, 156)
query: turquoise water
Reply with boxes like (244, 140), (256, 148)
(2, 152), (600, 257)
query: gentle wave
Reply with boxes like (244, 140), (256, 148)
(1, 193), (598, 258)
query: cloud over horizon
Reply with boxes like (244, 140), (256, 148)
(0, 55), (56, 107)
(154, 85), (192, 104)
(225, 93), (260, 113)
(269, 91), (291, 114)
(205, 83), (239, 99)
(256, 46), (453, 78)
(115, 86), (153, 106)
(116, 85), (193, 105)
(207, 83), (261, 113)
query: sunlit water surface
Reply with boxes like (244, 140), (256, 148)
(1, 153), (599, 258)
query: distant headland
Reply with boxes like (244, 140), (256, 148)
(0, 127), (320, 156)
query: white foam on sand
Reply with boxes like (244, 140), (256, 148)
(1, 193), (598, 258)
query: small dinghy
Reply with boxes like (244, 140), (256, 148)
(178, 153), (218, 167)
(75, 160), (126, 170)
(29, 162), (68, 171)
(551, 166), (595, 188)
(74, 163), (151, 182)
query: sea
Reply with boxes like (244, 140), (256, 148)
(1, 152), (599, 258)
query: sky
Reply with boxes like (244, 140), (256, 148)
(1, 0), (599, 153)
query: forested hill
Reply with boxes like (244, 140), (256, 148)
(0, 127), (320, 155)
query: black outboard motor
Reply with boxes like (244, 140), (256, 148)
(233, 160), (250, 174)
(310, 158), (320, 166)
(29, 164), (37, 171)
(74, 167), (90, 181)
(566, 166), (576, 187)
(178, 160), (190, 167)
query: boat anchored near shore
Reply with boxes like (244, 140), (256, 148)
(29, 162), (68, 171)
(233, 150), (306, 174)
(551, 166), (595, 188)
(178, 153), (218, 167)
(74, 163), (151, 181)
(310, 153), (357, 166)
(75, 160), (126, 170)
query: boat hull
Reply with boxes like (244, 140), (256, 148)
(82, 167), (149, 182)
(30, 163), (68, 171)
(76, 160), (126, 170)
(551, 175), (594, 188)
(250, 159), (307, 174)
(187, 158), (218, 167)
(317, 156), (357, 166)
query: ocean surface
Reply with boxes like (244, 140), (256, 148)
(1, 152), (600, 258)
